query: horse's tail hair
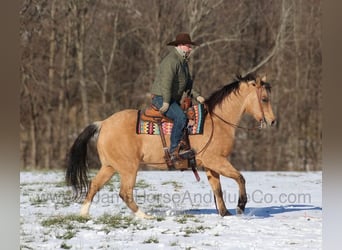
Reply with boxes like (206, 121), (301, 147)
(65, 121), (102, 198)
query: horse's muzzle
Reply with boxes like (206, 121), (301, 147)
(259, 118), (276, 128)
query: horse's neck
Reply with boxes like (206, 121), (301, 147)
(213, 92), (247, 126)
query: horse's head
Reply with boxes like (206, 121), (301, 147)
(244, 75), (276, 128)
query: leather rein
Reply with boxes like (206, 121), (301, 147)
(212, 86), (266, 130)
(147, 85), (267, 162)
(196, 86), (266, 155)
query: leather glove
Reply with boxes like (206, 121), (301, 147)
(196, 96), (205, 104)
(159, 102), (169, 113)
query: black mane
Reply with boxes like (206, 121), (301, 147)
(205, 73), (257, 114)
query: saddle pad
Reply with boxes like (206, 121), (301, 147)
(136, 104), (205, 135)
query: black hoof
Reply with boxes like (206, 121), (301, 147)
(220, 210), (232, 217)
(236, 207), (244, 215)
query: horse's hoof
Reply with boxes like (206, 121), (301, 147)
(80, 211), (90, 217)
(220, 210), (232, 217)
(80, 201), (91, 217)
(236, 207), (244, 215)
(79, 213), (90, 219)
(134, 209), (154, 219)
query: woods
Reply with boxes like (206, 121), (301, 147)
(20, 0), (322, 171)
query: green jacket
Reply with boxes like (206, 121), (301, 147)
(151, 48), (200, 103)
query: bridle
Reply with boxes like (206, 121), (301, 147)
(212, 85), (267, 130)
(196, 85), (267, 155)
(150, 84), (269, 161)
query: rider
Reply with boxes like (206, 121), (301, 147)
(150, 33), (205, 161)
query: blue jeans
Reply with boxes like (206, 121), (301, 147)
(152, 96), (187, 153)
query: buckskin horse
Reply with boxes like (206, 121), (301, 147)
(66, 74), (276, 218)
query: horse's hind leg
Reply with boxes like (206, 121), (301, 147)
(205, 168), (231, 216)
(118, 169), (153, 219)
(80, 165), (115, 216)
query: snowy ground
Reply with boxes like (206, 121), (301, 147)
(20, 170), (322, 250)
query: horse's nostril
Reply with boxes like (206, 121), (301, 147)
(271, 120), (276, 126)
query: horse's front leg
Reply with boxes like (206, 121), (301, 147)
(236, 174), (247, 214)
(215, 160), (247, 214)
(205, 168), (231, 216)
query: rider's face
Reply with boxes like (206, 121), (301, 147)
(178, 44), (193, 57)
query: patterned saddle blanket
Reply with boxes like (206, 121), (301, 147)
(136, 104), (205, 135)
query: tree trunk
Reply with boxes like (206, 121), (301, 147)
(44, 0), (57, 168)
(71, 0), (89, 125)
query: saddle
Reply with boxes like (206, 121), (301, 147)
(140, 104), (196, 124)
(140, 105), (172, 123)
(139, 97), (201, 181)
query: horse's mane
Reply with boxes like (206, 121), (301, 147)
(205, 73), (257, 114)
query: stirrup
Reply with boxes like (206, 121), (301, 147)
(178, 149), (195, 159)
(170, 155), (188, 170)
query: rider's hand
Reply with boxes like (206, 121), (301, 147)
(159, 102), (170, 113)
(196, 96), (205, 104)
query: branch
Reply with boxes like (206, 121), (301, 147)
(244, 1), (293, 75)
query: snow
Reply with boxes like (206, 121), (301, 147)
(20, 170), (322, 249)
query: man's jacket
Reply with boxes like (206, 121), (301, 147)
(151, 48), (200, 103)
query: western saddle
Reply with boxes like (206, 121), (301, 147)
(140, 98), (199, 177)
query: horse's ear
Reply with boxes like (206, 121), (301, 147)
(255, 76), (261, 87)
(261, 74), (267, 82)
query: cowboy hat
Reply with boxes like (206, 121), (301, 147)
(167, 33), (199, 46)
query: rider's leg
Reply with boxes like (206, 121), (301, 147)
(164, 101), (187, 154)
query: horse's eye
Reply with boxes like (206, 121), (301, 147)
(262, 97), (269, 103)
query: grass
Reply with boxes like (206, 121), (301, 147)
(143, 236), (159, 244)
(39, 215), (90, 246)
(56, 230), (76, 240)
(60, 242), (72, 249)
(181, 225), (211, 237)
(20, 245), (34, 250)
(155, 216), (165, 222)
(94, 213), (156, 234)
(95, 213), (137, 229)
(174, 214), (195, 224)
(161, 180), (183, 190)
(135, 179), (151, 189)
(41, 215), (90, 227)
(170, 240), (179, 246)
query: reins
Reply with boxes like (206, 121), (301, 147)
(195, 109), (258, 156)
(211, 86), (266, 130)
(146, 84), (267, 162)
(211, 111), (261, 131)
(195, 111), (214, 155)
(195, 86), (266, 155)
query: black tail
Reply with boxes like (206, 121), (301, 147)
(65, 123), (100, 198)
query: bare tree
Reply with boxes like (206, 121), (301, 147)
(69, 0), (90, 125)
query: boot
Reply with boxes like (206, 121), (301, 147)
(170, 151), (189, 170)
